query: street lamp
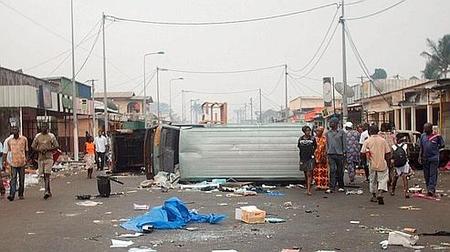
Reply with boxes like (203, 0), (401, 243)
(143, 51), (164, 127)
(156, 67), (168, 122)
(169, 77), (184, 121)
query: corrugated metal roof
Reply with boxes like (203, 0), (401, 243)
(94, 92), (135, 98)
(179, 125), (304, 181)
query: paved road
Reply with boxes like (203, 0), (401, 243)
(1, 168), (450, 252)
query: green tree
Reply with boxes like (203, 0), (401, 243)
(421, 34), (450, 79)
(371, 68), (387, 79)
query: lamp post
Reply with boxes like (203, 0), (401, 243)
(169, 77), (184, 122)
(156, 67), (168, 122)
(143, 51), (164, 127)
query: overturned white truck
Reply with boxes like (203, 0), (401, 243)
(112, 124), (304, 182)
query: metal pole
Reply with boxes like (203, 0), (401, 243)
(190, 99), (193, 124)
(89, 80), (97, 137)
(181, 90), (185, 123)
(259, 88), (262, 124)
(71, 0), (79, 161)
(250, 97), (253, 124)
(332, 77), (336, 114)
(156, 67), (160, 122)
(341, 0), (348, 123)
(284, 64), (288, 122)
(143, 55), (147, 127)
(102, 13), (109, 133)
(169, 79), (172, 121)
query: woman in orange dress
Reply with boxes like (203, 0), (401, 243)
(84, 136), (96, 179)
(314, 127), (329, 190)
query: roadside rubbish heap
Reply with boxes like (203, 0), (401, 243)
(121, 197), (226, 231)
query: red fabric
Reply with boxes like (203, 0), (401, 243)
(304, 107), (323, 122)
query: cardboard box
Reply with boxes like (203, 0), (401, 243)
(235, 206), (266, 224)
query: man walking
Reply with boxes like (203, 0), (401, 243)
(2, 126), (28, 201)
(31, 123), (59, 200)
(359, 123), (370, 182)
(419, 123), (445, 197)
(94, 130), (108, 171)
(361, 125), (391, 205)
(325, 117), (346, 193)
(345, 122), (360, 185)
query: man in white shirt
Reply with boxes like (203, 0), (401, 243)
(359, 123), (370, 182)
(94, 130), (108, 171)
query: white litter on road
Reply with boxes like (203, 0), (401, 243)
(133, 203), (149, 211)
(76, 200), (103, 207)
(110, 239), (134, 248)
(119, 233), (144, 238)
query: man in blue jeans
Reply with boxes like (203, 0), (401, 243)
(419, 123), (445, 197)
(2, 126), (29, 201)
(325, 117), (347, 193)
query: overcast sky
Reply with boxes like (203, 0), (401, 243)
(1, 0), (449, 119)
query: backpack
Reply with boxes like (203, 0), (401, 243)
(393, 143), (407, 167)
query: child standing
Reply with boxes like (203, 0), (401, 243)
(391, 137), (410, 198)
(84, 137), (95, 179)
(298, 125), (317, 196)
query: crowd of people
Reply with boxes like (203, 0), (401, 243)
(298, 118), (445, 205)
(0, 125), (110, 201)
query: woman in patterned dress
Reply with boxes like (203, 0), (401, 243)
(314, 127), (329, 190)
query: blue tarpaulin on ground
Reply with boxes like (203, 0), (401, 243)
(121, 197), (226, 231)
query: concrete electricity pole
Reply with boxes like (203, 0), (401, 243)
(87, 79), (98, 137)
(250, 97), (253, 124)
(102, 13), (108, 134)
(259, 88), (262, 124)
(341, 0), (348, 123)
(284, 64), (288, 122)
(70, 0), (79, 161)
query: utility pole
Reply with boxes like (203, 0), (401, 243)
(284, 64), (288, 122)
(258, 88), (262, 124)
(250, 97), (254, 124)
(181, 90), (185, 123)
(340, 0), (348, 123)
(332, 77), (336, 114)
(156, 67), (160, 122)
(70, 0), (79, 161)
(102, 13), (109, 134)
(244, 104), (247, 122)
(87, 79), (98, 137)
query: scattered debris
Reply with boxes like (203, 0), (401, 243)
(265, 191), (285, 197)
(235, 206), (266, 224)
(283, 201), (293, 208)
(128, 248), (157, 252)
(218, 203), (228, 206)
(388, 231), (423, 249)
(104, 212), (112, 215)
(133, 203), (150, 211)
(237, 202), (248, 205)
(119, 233), (144, 238)
(413, 193), (441, 201)
(110, 239), (134, 248)
(262, 184), (276, 189)
(346, 189), (363, 195)
(36, 211), (45, 214)
(211, 250), (238, 252)
(380, 240), (389, 250)
(140, 180), (154, 188)
(399, 206), (421, 211)
(265, 217), (286, 223)
(186, 227), (199, 231)
(403, 227), (417, 233)
(409, 187), (423, 193)
(93, 220), (104, 224)
(281, 249), (300, 252)
(64, 213), (80, 217)
(350, 220), (360, 224)
(76, 200), (103, 207)
(121, 197), (226, 231)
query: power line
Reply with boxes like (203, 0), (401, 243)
(346, 0), (371, 6)
(106, 3), (338, 26)
(288, 74), (322, 96)
(289, 22), (339, 80)
(75, 21), (102, 77)
(344, 25), (391, 105)
(289, 6), (339, 73)
(266, 70), (285, 96)
(162, 64), (285, 74)
(346, 0), (407, 20)
(184, 89), (258, 95)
